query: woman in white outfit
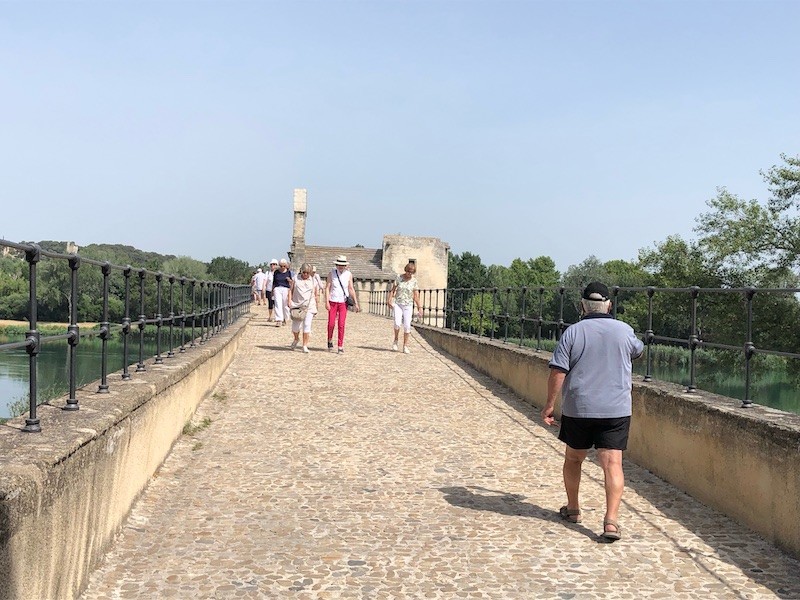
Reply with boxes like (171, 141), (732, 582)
(271, 258), (293, 325)
(387, 261), (422, 353)
(289, 263), (320, 352)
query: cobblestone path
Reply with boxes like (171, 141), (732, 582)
(82, 308), (800, 599)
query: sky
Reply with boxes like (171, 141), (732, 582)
(1, 0), (798, 275)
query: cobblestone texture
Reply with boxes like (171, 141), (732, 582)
(81, 308), (800, 599)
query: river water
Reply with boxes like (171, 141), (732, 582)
(0, 335), (159, 419)
(1, 337), (798, 419)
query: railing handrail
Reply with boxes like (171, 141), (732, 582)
(0, 239), (251, 432)
(368, 284), (800, 410)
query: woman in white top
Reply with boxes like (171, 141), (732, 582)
(387, 261), (422, 353)
(325, 255), (360, 353)
(288, 263), (320, 353)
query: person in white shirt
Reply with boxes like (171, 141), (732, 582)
(325, 255), (359, 353)
(253, 267), (268, 306)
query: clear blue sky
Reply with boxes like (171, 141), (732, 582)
(2, 0), (798, 274)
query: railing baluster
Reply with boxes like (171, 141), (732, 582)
(190, 279), (197, 347)
(121, 266), (132, 380)
(687, 286), (699, 393)
(64, 254), (81, 410)
(97, 263), (111, 393)
(167, 276), (175, 358)
(643, 287), (655, 382)
(179, 277), (187, 353)
(154, 273), (164, 364)
(743, 288), (756, 408)
(136, 269), (147, 372)
(536, 287), (544, 351)
(22, 245), (42, 433)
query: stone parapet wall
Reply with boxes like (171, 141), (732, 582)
(415, 325), (800, 559)
(0, 318), (248, 600)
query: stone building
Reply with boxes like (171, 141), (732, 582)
(287, 188), (449, 321)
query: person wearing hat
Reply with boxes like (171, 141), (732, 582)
(266, 259), (279, 321)
(541, 282), (643, 541)
(325, 255), (359, 353)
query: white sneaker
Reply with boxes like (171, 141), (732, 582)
(392, 342), (398, 352)
(302, 346), (310, 353)
(290, 339), (298, 350)
(403, 346), (410, 354)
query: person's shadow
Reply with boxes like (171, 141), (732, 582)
(438, 485), (601, 541)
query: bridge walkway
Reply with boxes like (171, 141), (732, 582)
(81, 308), (800, 599)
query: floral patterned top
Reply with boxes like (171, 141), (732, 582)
(393, 275), (418, 307)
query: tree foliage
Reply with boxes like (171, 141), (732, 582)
(207, 256), (253, 284)
(696, 154), (800, 285)
(0, 241), (249, 322)
(448, 251), (488, 289)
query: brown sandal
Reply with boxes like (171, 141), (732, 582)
(601, 519), (622, 540)
(559, 505), (581, 523)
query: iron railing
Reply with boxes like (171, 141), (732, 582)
(369, 285), (800, 409)
(0, 241), (251, 432)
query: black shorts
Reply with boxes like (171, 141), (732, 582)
(267, 295), (275, 309)
(558, 415), (631, 451)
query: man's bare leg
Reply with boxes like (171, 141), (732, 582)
(597, 448), (624, 524)
(563, 446), (587, 510)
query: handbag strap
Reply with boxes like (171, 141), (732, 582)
(333, 269), (350, 301)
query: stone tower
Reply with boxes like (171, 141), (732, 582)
(289, 188), (307, 267)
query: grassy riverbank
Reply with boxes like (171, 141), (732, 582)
(0, 320), (99, 336)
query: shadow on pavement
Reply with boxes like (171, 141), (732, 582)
(438, 484), (600, 542)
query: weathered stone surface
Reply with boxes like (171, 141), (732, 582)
(82, 308), (800, 599)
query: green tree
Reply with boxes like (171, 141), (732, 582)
(461, 292), (499, 337)
(161, 256), (209, 281)
(207, 256), (253, 284)
(696, 154), (800, 286)
(0, 255), (28, 320)
(448, 251), (488, 289)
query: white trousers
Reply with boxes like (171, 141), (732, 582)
(291, 310), (315, 334)
(393, 303), (414, 333)
(273, 287), (290, 322)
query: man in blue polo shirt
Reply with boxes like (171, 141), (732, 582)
(541, 282), (644, 541)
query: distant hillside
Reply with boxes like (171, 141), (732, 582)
(21, 240), (176, 269)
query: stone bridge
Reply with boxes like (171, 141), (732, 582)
(73, 308), (799, 599)
(2, 307), (800, 599)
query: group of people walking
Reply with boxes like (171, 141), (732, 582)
(255, 263), (644, 541)
(251, 255), (421, 355)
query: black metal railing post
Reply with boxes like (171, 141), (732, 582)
(503, 288), (511, 342)
(22, 245), (42, 433)
(557, 287), (566, 341)
(154, 273), (164, 364)
(190, 279), (197, 347)
(686, 286), (700, 393)
(536, 287), (544, 351)
(64, 254), (81, 410)
(742, 288), (756, 408)
(167, 275), (175, 358)
(199, 281), (207, 344)
(179, 277), (187, 353)
(97, 262), (111, 393)
(121, 266), (132, 380)
(643, 287), (655, 382)
(136, 269), (147, 372)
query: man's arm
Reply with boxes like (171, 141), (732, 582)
(542, 368), (566, 426)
